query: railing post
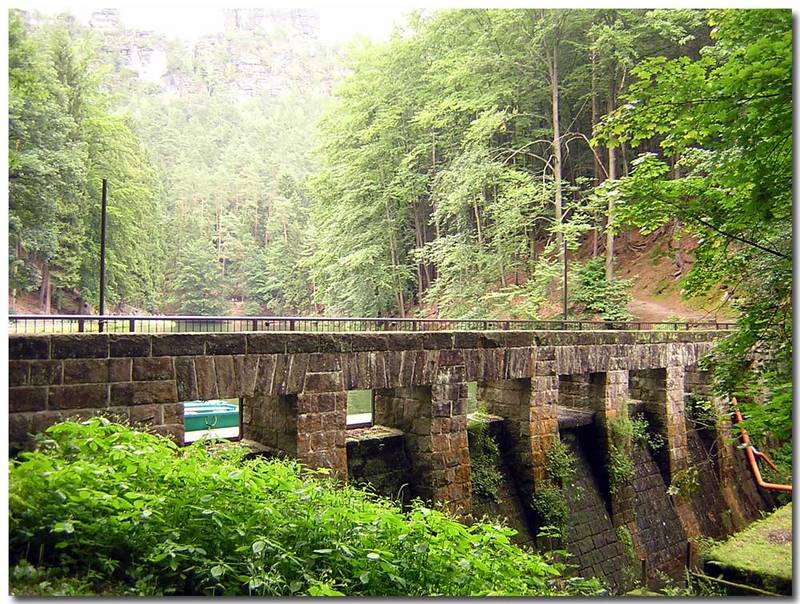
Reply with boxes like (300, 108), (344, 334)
(289, 319), (296, 331)
(129, 319), (135, 333)
(251, 319), (258, 332)
(78, 318), (85, 333)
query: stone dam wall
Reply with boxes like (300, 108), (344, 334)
(8, 329), (773, 593)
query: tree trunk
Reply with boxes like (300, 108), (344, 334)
(412, 200), (429, 296)
(605, 81), (617, 282)
(621, 141), (630, 177)
(384, 200), (406, 318)
(473, 198), (484, 247)
(591, 44), (601, 259)
(216, 207), (221, 258)
(39, 262), (49, 311)
(39, 262), (51, 314)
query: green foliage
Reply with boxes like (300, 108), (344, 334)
(607, 442), (635, 495)
(606, 413), (632, 492)
(615, 526), (635, 562)
(9, 418), (602, 596)
(10, 561), (133, 596)
(8, 12), (164, 311)
(545, 438), (577, 485)
(615, 525), (637, 562)
(599, 9), (792, 457)
(687, 397), (720, 431)
(11, 11), (332, 315)
(666, 467), (700, 498)
(467, 420), (503, 503)
(531, 484), (570, 537)
(607, 412), (664, 494)
(655, 568), (725, 597)
(570, 259), (633, 321)
(311, 9), (706, 318)
(614, 525), (641, 590)
(630, 414), (665, 451)
(170, 239), (228, 315)
(760, 441), (792, 488)
(531, 439), (578, 532)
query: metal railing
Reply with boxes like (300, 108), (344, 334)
(7, 314), (736, 335)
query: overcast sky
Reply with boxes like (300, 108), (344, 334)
(9, 2), (415, 44)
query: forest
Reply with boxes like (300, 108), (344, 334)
(8, 8), (792, 438)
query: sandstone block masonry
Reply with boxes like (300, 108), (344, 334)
(9, 330), (725, 515)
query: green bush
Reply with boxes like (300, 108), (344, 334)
(630, 414), (665, 451)
(666, 466), (700, 498)
(9, 419), (602, 596)
(607, 413), (663, 494)
(531, 482), (570, 534)
(607, 443), (635, 494)
(467, 419), (503, 503)
(570, 258), (634, 321)
(606, 414), (635, 493)
(531, 439), (578, 533)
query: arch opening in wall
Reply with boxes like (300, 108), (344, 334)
(347, 389), (373, 428)
(183, 397), (242, 444)
(467, 381), (478, 413)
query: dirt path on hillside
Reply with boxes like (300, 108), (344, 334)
(627, 296), (706, 322)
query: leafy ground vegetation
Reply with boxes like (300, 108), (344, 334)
(9, 419), (603, 596)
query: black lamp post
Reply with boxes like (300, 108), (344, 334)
(99, 178), (108, 332)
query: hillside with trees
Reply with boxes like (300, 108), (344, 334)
(8, 7), (792, 444)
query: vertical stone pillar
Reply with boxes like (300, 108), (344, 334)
(664, 365), (690, 478)
(478, 378), (534, 493)
(374, 375), (472, 516)
(243, 365), (348, 481)
(298, 370), (348, 481)
(596, 369), (637, 527)
(663, 364), (700, 539)
(429, 368), (472, 516)
(529, 359), (560, 488)
(600, 370), (629, 421)
(242, 391), (298, 456)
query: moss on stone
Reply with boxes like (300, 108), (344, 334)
(702, 503), (792, 594)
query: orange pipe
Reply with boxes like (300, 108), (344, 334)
(755, 449), (779, 472)
(731, 397), (792, 493)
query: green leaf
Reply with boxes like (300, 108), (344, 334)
(251, 540), (266, 554)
